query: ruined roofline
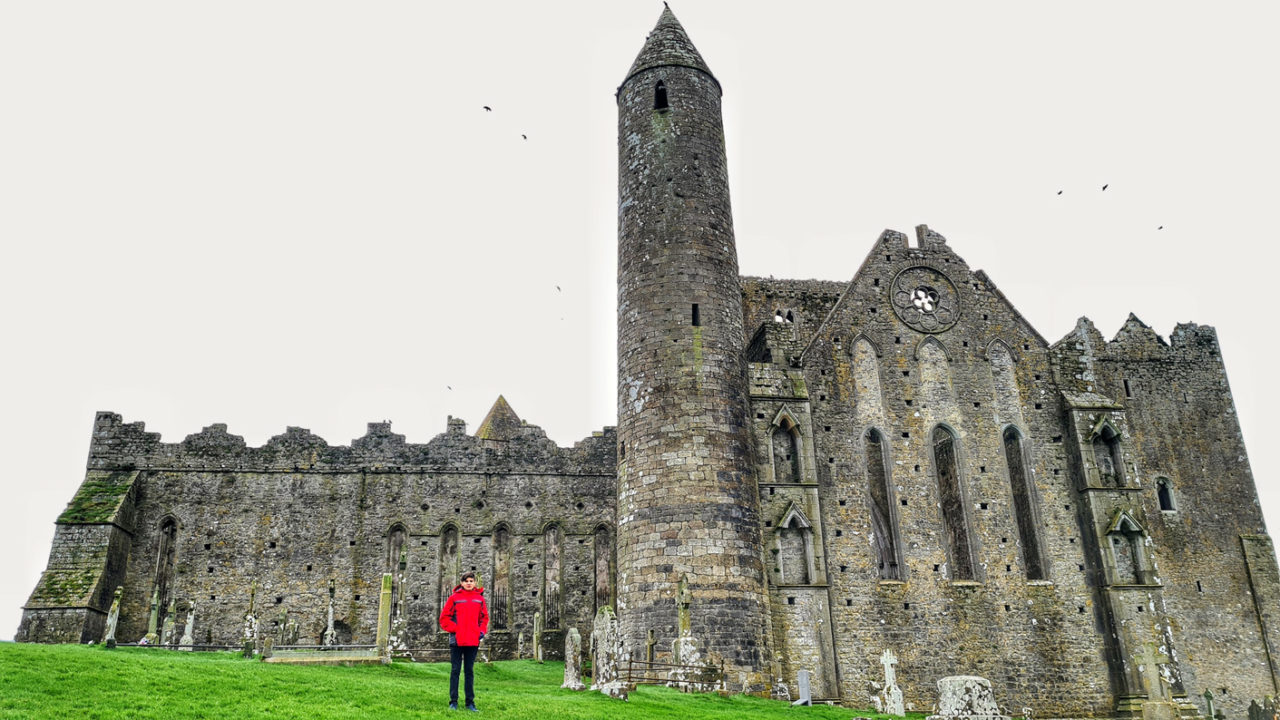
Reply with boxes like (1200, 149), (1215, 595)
(1048, 316), (1221, 356)
(85, 411), (617, 474)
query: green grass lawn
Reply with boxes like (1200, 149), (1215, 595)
(0, 642), (915, 719)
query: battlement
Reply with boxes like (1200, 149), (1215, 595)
(1050, 315), (1222, 362)
(87, 410), (616, 475)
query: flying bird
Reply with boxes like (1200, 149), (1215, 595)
(556, 285), (561, 292)
(522, 134), (528, 140)
(1101, 184), (1109, 191)
(1057, 190), (1063, 195)
(483, 106), (492, 112)
(1158, 226), (1164, 230)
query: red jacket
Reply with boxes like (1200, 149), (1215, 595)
(439, 585), (489, 647)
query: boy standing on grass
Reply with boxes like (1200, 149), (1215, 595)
(439, 572), (489, 712)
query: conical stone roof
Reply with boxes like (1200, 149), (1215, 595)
(623, 6), (717, 88)
(475, 395), (523, 441)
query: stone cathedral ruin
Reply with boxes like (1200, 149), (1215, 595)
(19, 9), (1280, 718)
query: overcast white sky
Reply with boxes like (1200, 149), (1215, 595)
(3, 1), (1278, 641)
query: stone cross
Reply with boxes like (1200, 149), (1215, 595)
(517, 631), (525, 659)
(143, 586), (160, 645)
(676, 574), (692, 636)
(645, 629), (657, 664)
(1249, 699), (1264, 720)
(243, 581), (258, 647)
(103, 586), (122, 649)
(881, 649), (898, 686)
(533, 611), (544, 663)
(1203, 689), (1215, 720)
(792, 669), (812, 706)
(179, 601), (196, 651)
(1134, 643), (1171, 700)
(324, 579), (337, 647)
(160, 599), (177, 647)
(276, 609), (289, 646)
(561, 627), (586, 691)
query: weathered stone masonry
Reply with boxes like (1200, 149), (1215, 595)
(18, 8), (1280, 719)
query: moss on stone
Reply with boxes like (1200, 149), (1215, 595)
(57, 472), (136, 524)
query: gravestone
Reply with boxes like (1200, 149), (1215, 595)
(534, 611), (544, 663)
(590, 606), (628, 700)
(646, 629), (656, 664)
(1249, 699), (1264, 720)
(324, 579), (337, 647)
(562, 627), (586, 690)
(243, 581), (258, 652)
(879, 649), (905, 716)
(143, 586), (160, 646)
(791, 669), (812, 706)
(517, 631), (526, 659)
(773, 680), (791, 702)
(375, 573), (392, 663)
(102, 586), (122, 649)
(926, 676), (1011, 720)
(179, 601), (195, 650)
(160, 599), (177, 647)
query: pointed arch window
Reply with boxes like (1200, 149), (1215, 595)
(772, 417), (802, 483)
(490, 525), (511, 630)
(932, 426), (976, 580)
(774, 504), (817, 585)
(386, 524), (407, 618)
(1003, 428), (1046, 580)
(593, 525), (615, 616)
(1156, 477), (1176, 512)
(543, 525), (562, 629)
(1107, 512), (1153, 585)
(865, 429), (902, 580)
(438, 526), (460, 613)
(1092, 422), (1126, 487)
(654, 81), (668, 111)
(153, 518), (179, 616)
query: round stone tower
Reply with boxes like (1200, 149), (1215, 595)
(615, 7), (771, 675)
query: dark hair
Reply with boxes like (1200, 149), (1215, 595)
(460, 572), (477, 582)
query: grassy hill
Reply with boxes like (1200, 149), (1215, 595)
(0, 642), (911, 719)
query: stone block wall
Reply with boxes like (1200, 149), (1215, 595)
(20, 410), (617, 656)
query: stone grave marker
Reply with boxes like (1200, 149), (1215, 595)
(103, 586), (122, 649)
(791, 669), (812, 706)
(562, 627), (586, 691)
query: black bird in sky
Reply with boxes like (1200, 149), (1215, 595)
(483, 106), (492, 112)
(1057, 190), (1063, 195)
(522, 134), (528, 140)
(1102, 184), (1109, 191)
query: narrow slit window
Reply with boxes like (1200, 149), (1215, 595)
(691, 303), (700, 327)
(654, 81), (668, 111)
(1157, 478), (1175, 511)
(1004, 427), (1046, 580)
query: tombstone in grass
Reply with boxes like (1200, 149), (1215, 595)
(179, 601), (196, 651)
(926, 676), (1011, 720)
(517, 631), (526, 659)
(645, 629), (656, 664)
(533, 611), (544, 663)
(1203, 690), (1216, 720)
(666, 575), (717, 692)
(791, 669), (813, 706)
(160, 599), (177, 647)
(103, 586), (122, 648)
(879, 649), (905, 716)
(324, 579), (337, 647)
(1249, 699), (1265, 720)
(276, 609), (289, 646)
(590, 606), (628, 701)
(562, 627), (587, 691)
(243, 581), (259, 656)
(143, 586), (160, 645)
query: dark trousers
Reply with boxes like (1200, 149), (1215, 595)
(449, 645), (478, 705)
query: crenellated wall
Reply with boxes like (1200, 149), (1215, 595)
(20, 406), (617, 659)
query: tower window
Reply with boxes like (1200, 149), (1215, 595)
(654, 81), (668, 111)
(691, 304), (700, 327)
(1157, 477), (1176, 511)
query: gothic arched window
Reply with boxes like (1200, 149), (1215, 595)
(593, 525), (614, 617)
(153, 517), (179, 615)
(386, 524), (407, 618)
(1003, 428), (1046, 580)
(1157, 477), (1176, 512)
(1092, 423), (1125, 487)
(439, 525), (460, 613)
(932, 426), (976, 580)
(865, 429), (902, 580)
(772, 420), (802, 483)
(543, 524), (562, 629)
(490, 525), (511, 630)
